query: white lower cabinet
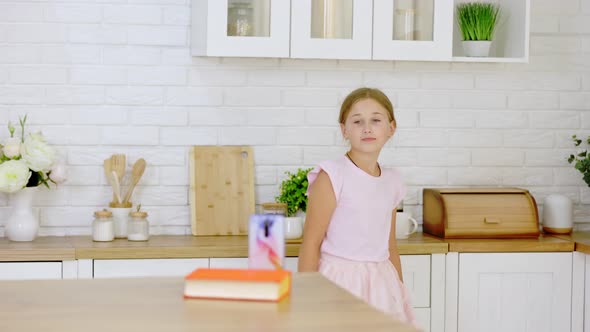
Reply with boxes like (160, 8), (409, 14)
(209, 257), (299, 272)
(576, 252), (590, 332)
(93, 258), (209, 278)
(0, 262), (62, 280)
(446, 252), (572, 332)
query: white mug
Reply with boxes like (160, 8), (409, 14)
(395, 212), (418, 239)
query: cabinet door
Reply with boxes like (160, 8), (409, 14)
(373, 0), (453, 61)
(284, 257), (298, 272)
(290, 0), (373, 59)
(414, 308), (431, 332)
(458, 253), (572, 332)
(400, 255), (430, 308)
(0, 262), (62, 280)
(93, 259), (209, 278)
(209, 258), (248, 269)
(191, 0), (290, 57)
(585, 254), (590, 332)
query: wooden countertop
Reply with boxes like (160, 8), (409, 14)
(552, 232), (590, 254)
(0, 232), (584, 261)
(0, 233), (448, 261)
(0, 273), (418, 332)
(396, 233), (449, 254)
(445, 234), (575, 253)
(0, 236), (74, 261)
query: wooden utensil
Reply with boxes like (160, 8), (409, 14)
(111, 171), (122, 204)
(190, 146), (255, 236)
(122, 158), (146, 204)
(111, 154), (126, 193)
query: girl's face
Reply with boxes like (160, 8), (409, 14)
(340, 98), (395, 154)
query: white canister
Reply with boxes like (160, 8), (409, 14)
(92, 210), (114, 242)
(542, 194), (573, 234)
(109, 203), (132, 238)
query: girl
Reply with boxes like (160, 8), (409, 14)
(298, 87), (418, 327)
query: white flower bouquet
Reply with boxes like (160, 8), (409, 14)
(0, 115), (66, 193)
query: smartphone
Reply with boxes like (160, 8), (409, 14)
(248, 214), (285, 270)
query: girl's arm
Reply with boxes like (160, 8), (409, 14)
(389, 210), (404, 282)
(297, 170), (336, 272)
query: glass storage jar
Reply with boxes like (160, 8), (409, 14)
(227, 2), (254, 37)
(92, 210), (114, 242)
(127, 210), (149, 241)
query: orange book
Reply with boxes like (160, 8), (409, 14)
(183, 268), (291, 302)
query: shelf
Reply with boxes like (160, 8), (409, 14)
(452, 0), (530, 62)
(452, 56), (528, 63)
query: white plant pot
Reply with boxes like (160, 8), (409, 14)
(295, 210), (306, 225)
(284, 216), (303, 239)
(5, 187), (39, 242)
(462, 40), (492, 57)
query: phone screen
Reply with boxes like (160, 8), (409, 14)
(248, 214), (285, 270)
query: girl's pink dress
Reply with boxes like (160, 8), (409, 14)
(307, 155), (419, 328)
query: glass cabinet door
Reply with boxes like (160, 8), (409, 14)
(291, 0), (373, 60)
(191, 0), (290, 58)
(373, 0), (453, 61)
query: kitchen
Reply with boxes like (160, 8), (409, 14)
(0, 0), (589, 331)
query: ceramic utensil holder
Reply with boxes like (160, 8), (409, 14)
(109, 202), (132, 238)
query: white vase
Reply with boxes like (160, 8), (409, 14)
(461, 40), (492, 57)
(5, 187), (39, 242)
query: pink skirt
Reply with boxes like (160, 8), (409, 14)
(319, 253), (420, 330)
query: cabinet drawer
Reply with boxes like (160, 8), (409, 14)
(0, 262), (62, 280)
(93, 258), (209, 278)
(401, 255), (430, 308)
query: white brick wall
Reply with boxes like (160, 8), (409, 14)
(0, 0), (589, 236)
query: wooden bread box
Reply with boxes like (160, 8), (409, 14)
(422, 188), (540, 239)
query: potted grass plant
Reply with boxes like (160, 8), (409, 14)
(456, 2), (500, 57)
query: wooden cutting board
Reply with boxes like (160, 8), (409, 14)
(189, 146), (255, 236)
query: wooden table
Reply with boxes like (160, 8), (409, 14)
(0, 272), (419, 332)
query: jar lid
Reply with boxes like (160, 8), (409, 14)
(129, 211), (148, 218)
(94, 210), (113, 218)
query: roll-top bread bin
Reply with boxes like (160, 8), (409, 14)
(423, 188), (540, 239)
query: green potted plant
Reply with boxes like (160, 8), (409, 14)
(568, 135), (590, 186)
(456, 2), (500, 57)
(275, 167), (312, 239)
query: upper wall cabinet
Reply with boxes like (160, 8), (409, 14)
(190, 0), (530, 63)
(191, 0), (291, 57)
(290, 0), (373, 60)
(373, 0), (453, 61)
